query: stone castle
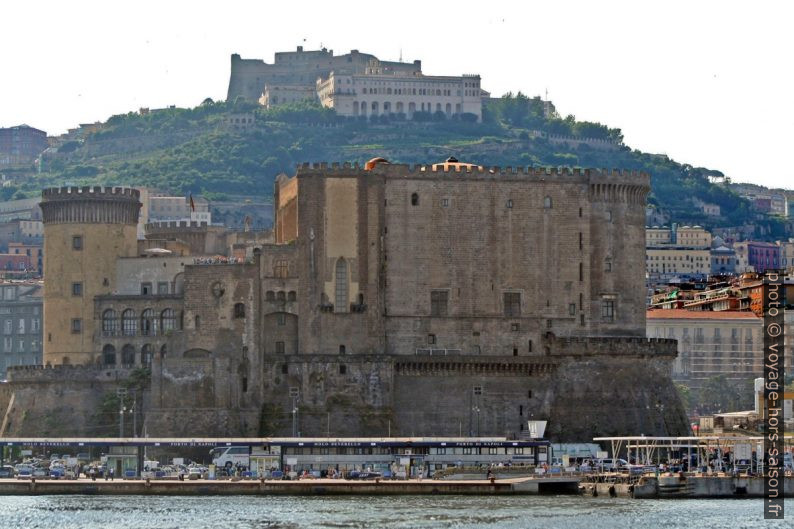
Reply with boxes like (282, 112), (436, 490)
(228, 47), (421, 102)
(228, 47), (486, 121)
(0, 159), (688, 441)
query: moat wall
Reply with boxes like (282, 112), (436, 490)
(0, 339), (687, 441)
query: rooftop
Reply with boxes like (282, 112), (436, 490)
(646, 309), (759, 320)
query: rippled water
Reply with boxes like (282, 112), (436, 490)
(0, 495), (789, 529)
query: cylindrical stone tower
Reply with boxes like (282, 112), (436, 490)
(40, 186), (141, 365)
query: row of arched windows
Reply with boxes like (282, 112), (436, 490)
(102, 308), (179, 336)
(265, 291), (296, 302)
(353, 101), (459, 116)
(102, 343), (166, 366)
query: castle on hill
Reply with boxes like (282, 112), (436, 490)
(228, 46), (487, 121)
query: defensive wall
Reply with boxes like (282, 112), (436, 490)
(0, 364), (140, 437)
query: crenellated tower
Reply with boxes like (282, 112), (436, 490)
(40, 187), (141, 365)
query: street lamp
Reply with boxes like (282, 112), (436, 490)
(116, 387), (127, 438)
(289, 387), (300, 437)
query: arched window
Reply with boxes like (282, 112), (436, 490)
(121, 344), (135, 365)
(277, 291), (286, 301)
(141, 344), (153, 366)
(102, 309), (119, 336)
(194, 315), (200, 329)
(544, 196), (553, 209)
(371, 101), (378, 114)
(122, 309), (137, 336)
(161, 308), (177, 332)
(445, 103), (452, 115)
(102, 344), (116, 365)
(287, 291), (297, 302)
(411, 193), (419, 206)
(141, 309), (155, 336)
(160, 343), (167, 359)
(173, 273), (185, 295)
(335, 258), (348, 312)
(266, 291), (275, 301)
(233, 303), (245, 319)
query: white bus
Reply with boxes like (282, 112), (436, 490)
(210, 446), (250, 469)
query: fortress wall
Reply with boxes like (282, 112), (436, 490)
(0, 366), (137, 437)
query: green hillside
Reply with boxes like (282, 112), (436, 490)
(8, 95), (784, 233)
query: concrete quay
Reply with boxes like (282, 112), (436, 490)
(582, 475), (794, 499)
(0, 476), (580, 496)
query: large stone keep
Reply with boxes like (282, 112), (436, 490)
(0, 161), (689, 441)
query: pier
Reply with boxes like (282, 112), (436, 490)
(0, 476), (579, 496)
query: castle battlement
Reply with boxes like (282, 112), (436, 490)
(42, 186), (140, 199)
(40, 186), (141, 225)
(5, 363), (137, 383)
(146, 220), (210, 230)
(297, 161), (647, 179)
(294, 162), (649, 204)
(549, 336), (678, 357)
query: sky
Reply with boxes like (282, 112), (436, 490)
(1, 0), (792, 189)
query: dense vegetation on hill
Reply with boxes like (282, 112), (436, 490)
(6, 94), (783, 231)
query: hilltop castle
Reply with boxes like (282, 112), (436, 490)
(228, 47), (486, 121)
(0, 159), (688, 440)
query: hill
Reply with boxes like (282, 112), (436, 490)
(5, 95), (786, 235)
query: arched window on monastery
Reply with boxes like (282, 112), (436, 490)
(102, 309), (119, 336)
(121, 344), (135, 365)
(371, 101), (379, 114)
(277, 291), (286, 302)
(411, 193), (419, 206)
(233, 303), (246, 319)
(445, 103), (452, 115)
(544, 196), (553, 209)
(141, 344), (153, 366)
(161, 308), (177, 333)
(122, 309), (137, 336)
(141, 309), (155, 336)
(102, 344), (116, 365)
(383, 101), (391, 113)
(360, 102), (367, 115)
(408, 102), (416, 114)
(266, 291), (275, 301)
(335, 258), (349, 313)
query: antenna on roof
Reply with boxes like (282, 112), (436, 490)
(399, 48), (403, 62)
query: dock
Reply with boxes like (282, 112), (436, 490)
(0, 476), (580, 496)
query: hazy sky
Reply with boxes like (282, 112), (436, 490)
(2, 0), (792, 189)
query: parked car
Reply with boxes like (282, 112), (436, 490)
(595, 458), (629, 472)
(0, 465), (15, 478)
(16, 465), (33, 479)
(188, 467), (202, 480)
